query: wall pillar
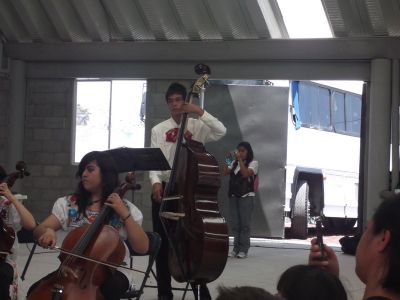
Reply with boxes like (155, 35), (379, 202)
(391, 59), (399, 189)
(363, 58), (392, 224)
(6, 60), (26, 183)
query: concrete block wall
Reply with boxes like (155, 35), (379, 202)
(0, 78), (9, 167)
(22, 79), (77, 220)
(142, 80), (171, 230)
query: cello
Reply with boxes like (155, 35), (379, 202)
(159, 64), (229, 285)
(0, 161), (30, 259)
(27, 173), (136, 300)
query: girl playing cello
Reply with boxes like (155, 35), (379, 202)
(0, 167), (36, 300)
(28, 151), (149, 300)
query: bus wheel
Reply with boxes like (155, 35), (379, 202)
(290, 180), (309, 239)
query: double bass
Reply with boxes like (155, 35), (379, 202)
(0, 161), (30, 259)
(159, 64), (229, 285)
(27, 173), (136, 300)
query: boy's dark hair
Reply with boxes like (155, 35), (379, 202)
(216, 286), (278, 300)
(75, 151), (119, 216)
(165, 82), (187, 102)
(277, 265), (347, 300)
(373, 192), (400, 293)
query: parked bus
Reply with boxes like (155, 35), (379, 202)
(286, 81), (362, 238)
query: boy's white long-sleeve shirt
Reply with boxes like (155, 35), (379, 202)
(149, 110), (226, 185)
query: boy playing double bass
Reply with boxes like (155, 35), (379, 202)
(149, 82), (226, 300)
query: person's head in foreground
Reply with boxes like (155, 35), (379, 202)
(355, 192), (400, 296)
(309, 191), (400, 300)
(216, 285), (279, 300)
(277, 264), (347, 300)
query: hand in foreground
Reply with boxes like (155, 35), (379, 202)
(308, 237), (340, 277)
(38, 228), (57, 249)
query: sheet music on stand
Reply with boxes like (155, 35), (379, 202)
(103, 147), (170, 172)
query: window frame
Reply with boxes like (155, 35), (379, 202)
(72, 78), (146, 164)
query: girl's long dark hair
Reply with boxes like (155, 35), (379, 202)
(236, 141), (254, 167)
(75, 151), (119, 216)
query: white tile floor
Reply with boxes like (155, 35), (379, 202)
(17, 236), (364, 300)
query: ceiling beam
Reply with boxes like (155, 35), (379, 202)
(26, 60), (369, 80)
(4, 37), (400, 62)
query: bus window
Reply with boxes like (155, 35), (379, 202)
(346, 93), (361, 136)
(332, 91), (345, 133)
(298, 82), (331, 130)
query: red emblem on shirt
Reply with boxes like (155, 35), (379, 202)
(165, 128), (179, 143)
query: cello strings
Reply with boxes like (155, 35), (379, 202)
(50, 180), (138, 277)
(60, 217), (97, 271)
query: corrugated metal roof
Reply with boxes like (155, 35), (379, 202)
(1, 0), (400, 63)
(0, 0), (289, 43)
(321, 0), (400, 37)
(1, 0), (399, 44)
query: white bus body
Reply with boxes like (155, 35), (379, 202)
(285, 81), (362, 238)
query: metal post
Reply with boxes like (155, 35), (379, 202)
(391, 59), (399, 190)
(363, 58), (392, 224)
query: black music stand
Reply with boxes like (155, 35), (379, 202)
(103, 147), (170, 172)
